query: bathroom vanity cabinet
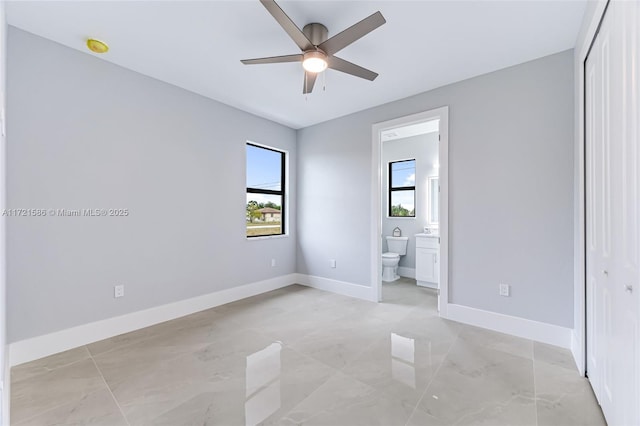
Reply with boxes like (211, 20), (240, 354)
(415, 234), (439, 289)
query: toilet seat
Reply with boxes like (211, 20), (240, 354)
(382, 252), (400, 259)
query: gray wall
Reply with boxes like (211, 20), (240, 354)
(381, 133), (439, 270)
(7, 28), (297, 342)
(297, 50), (574, 328)
(0, 1), (7, 419)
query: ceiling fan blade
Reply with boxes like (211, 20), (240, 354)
(303, 71), (318, 94)
(318, 11), (386, 55)
(327, 56), (378, 81)
(241, 54), (303, 65)
(259, 0), (314, 51)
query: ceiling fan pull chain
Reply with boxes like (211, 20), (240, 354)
(323, 71), (326, 91)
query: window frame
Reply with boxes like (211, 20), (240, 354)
(388, 159), (416, 218)
(246, 142), (286, 238)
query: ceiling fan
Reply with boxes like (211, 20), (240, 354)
(241, 0), (386, 94)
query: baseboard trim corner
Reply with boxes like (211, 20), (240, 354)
(2, 354), (9, 426)
(294, 273), (376, 302)
(571, 330), (585, 375)
(444, 303), (572, 349)
(397, 267), (416, 279)
(9, 274), (297, 366)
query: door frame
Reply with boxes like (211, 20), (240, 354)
(370, 107), (449, 315)
(575, 0), (610, 377)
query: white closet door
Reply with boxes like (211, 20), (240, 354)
(615, 2), (640, 424)
(586, 2), (640, 425)
(585, 20), (600, 403)
(586, 8), (615, 416)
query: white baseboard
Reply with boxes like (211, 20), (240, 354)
(397, 267), (415, 279)
(417, 280), (437, 289)
(294, 273), (376, 302)
(444, 303), (572, 349)
(571, 330), (585, 375)
(9, 274), (297, 366)
(11, 274), (574, 368)
(1, 352), (9, 426)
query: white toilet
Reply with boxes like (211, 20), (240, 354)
(382, 236), (409, 282)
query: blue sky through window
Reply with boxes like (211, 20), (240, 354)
(247, 144), (281, 191)
(391, 160), (416, 187)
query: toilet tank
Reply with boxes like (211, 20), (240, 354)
(386, 236), (409, 255)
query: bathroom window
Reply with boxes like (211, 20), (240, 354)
(246, 143), (286, 237)
(389, 159), (416, 217)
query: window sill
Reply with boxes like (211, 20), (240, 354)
(386, 216), (417, 220)
(246, 234), (289, 241)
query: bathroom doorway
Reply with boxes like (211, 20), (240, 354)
(371, 107), (449, 314)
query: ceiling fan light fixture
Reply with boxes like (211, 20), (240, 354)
(302, 51), (328, 73)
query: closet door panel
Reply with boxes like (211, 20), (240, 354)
(586, 3), (640, 425)
(585, 26), (601, 404)
(616, 2), (640, 424)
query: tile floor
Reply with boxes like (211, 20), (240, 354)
(11, 278), (606, 425)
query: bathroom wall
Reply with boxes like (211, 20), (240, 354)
(6, 28), (297, 342)
(381, 133), (439, 274)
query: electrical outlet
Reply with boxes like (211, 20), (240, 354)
(114, 285), (125, 298)
(499, 284), (510, 297)
(330, 259), (336, 268)
(271, 258), (276, 267)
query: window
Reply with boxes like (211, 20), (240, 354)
(389, 159), (416, 217)
(246, 143), (285, 237)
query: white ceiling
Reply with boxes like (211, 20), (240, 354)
(6, 0), (586, 129)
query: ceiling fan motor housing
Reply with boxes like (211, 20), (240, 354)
(303, 23), (329, 47)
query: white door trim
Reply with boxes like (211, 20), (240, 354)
(371, 107), (449, 316)
(574, 0), (609, 377)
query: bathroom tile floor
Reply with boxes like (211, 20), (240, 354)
(11, 278), (606, 425)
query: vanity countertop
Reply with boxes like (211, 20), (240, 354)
(415, 233), (439, 238)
